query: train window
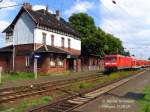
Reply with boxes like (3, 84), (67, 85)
(105, 57), (116, 62)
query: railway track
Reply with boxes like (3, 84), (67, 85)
(28, 70), (146, 112)
(0, 74), (101, 104)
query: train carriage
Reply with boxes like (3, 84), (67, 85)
(104, 54), (150, 72)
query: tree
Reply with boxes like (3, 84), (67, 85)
(69, 13), (96, 38)
(69, 13), (128, 57)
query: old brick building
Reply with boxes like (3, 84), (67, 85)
(0, 3), (82, 73)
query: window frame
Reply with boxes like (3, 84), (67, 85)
(51, 35), (54, 46)
(56, 56), (64, 67)
(49, 55), (56, 67)
(25, 55), (30, 67)
(42, 32), (47, 45)
(68, 38), (71, 49)
(61, 37), (65, 48)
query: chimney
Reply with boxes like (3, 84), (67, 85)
(23, 3), (32, 10)
(46, 6), (49, 13)
(56, 10), (60, 20)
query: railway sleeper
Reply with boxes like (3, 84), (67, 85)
(57, 102), (77, 108)
(50, 106), (69, 111)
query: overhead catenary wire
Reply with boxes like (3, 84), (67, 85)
(111, 0), (146, 29)
(99, 0), (132, 35)
(0, 4), (23, 9)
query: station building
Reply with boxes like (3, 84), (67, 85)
(0, 3), (101, 73)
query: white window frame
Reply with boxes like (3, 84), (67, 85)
(25, 56), (30, 67)
(57, 56), (64, 67)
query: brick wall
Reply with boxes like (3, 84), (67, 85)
(38, 57), (67, 74)
(0, 58), (9, 72)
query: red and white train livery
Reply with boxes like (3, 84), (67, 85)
(104, 55), (150, 72)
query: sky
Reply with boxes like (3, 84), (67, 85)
(0, 0), (150, 59)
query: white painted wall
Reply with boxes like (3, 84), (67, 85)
(34, 28), (81, 50)
(6, 35), (13, 46)
(6, 11), (81, 51)
(13, 12), (35, 45)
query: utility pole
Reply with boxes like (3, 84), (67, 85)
(34, 57), (37, 79)
(12, 45), (15, 72)
(34, 55), (40, 79)
(0, 67), (2, 84)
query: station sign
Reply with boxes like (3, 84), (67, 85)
(34, 55), (40, 59)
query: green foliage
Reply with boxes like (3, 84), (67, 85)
(2, 72), (34, 81)
(0, 96), (52, 112)
(139, 86), (150, 112)
(69, 13), (129, 57)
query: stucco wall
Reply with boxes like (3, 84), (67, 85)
(34, 28), (81, 51)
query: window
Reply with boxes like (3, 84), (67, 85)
(6, 32), (13, 40)
(50, 55), (56, 67)
(57, 56), (64, 67)
(61, 37), (64, 48)
(42, 33), (46, 44)
(25, 56), (30, 67)
(51, 35), (54, 46)
(68, 39), (71, 49)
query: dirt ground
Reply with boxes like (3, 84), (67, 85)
(74, 70), (150, 112)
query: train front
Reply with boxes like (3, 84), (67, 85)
(104, 55), (118, 72)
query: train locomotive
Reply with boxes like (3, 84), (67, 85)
(104, 55), (150, 72)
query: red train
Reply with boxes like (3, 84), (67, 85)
(104, 55), (150, 72)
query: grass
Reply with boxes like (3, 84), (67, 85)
(0, 70), (100, 86)
(68, 70), (134, 92)
(139, 86), (150, 112)
(0, 96), (52, 112)
(0, 70), (140, 112)
(2, 72), (34, 82)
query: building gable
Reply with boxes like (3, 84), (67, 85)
(14, 11), (36, 45)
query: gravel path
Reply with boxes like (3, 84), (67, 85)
(74, 70), (150, 112)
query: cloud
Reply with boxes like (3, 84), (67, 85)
(33, 5), (53, 13)
(99, 0), (150, 59)
(0, 0), (17, 10)
(0, 20), (9, 47)
(64, 1), (95, 16)
(0, 0), (18, 47)
(0, 20), (9, 32)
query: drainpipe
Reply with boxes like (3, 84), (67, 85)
(12, 31), (15, 72)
